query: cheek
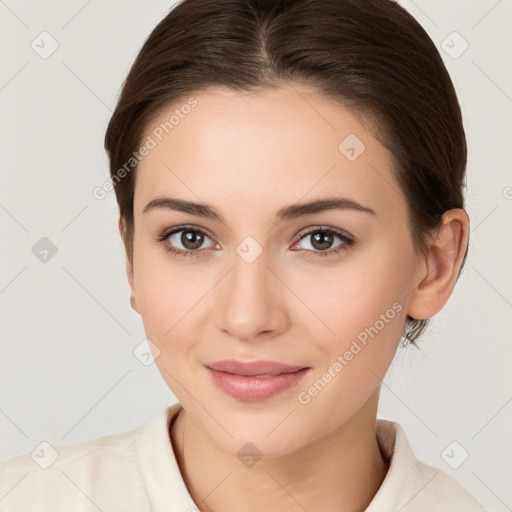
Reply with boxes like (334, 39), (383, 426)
(134, 267), (206, 388)
(132, 246), (214, 370)
(292, 263), (408, 424)
(132, 243), (181, 334)
(287, 244), (413, 403)
(293, 252), (411, 340)
(135, 268), (202, 340)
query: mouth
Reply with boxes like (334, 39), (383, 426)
(205, 359), (311, 401)
(205, 359), (308, 376)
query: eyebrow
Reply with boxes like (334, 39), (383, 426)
(142, 196), (376, 222)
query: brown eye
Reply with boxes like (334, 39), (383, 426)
(178, 229), (205, 250)
(294, 227), (355, 257)
(310, 231), (336, 251)
(159, 226), (217, 257)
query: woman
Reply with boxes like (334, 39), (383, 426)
(0, 0), (487, 510)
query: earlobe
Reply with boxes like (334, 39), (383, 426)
(407, 209), (469, 321)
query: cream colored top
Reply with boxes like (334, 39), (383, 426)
(0, 402), (486, 511)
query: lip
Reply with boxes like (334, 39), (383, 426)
(205, 359), (310, 402)
(206, 359), (307, 376)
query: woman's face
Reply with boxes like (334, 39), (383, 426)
(129, 84), (425, 457)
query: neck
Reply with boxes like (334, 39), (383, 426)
(170, 390), (388, 512)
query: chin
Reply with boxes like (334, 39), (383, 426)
(210, 409), (311, 456)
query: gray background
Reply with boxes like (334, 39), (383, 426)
(0, 1), (511, 510)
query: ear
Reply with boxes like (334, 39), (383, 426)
(407, 208), (469, 321)
(118, 216), (139, 314)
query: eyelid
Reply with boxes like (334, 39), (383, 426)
(157, 224), (355, 257)
(158, 225), (353, 244)
(157, 224), (218, 245)
(294, 225), (354, 242)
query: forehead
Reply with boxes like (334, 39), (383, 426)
(134, 84), (404, 219)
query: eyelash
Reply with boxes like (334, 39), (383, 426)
(156, 225), (355, 259)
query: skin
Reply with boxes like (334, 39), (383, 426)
(122, 82), (468, 511)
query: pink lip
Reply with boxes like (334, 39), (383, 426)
(205, 359), (310, 402)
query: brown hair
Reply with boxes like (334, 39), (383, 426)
(104, 0), (468, 345)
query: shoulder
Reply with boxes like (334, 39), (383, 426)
(0, 407), (176, 512)
(367, 419), (487, 512)
(401, 459), (487, 511)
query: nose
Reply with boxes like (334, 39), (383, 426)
(215, 245), (290, 344)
